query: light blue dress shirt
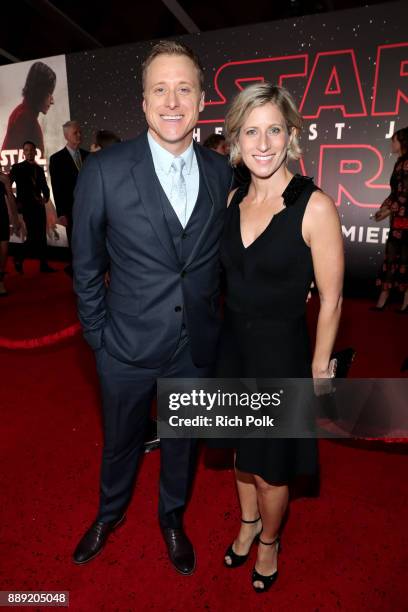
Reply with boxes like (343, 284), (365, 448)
(147, 131), (199, 227)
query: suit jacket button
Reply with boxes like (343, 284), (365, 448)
(174, 306), (182, 312)
(180, 270), (186, 278)
(181, 232), (187, 239)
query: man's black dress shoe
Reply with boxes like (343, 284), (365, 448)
(73, 515), (125, 565)
(161, 527), (196, 575)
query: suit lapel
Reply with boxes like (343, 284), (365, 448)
(184, 143), (217, 268)
(130, 134), (179, 264)
(63, 147), (79, 175)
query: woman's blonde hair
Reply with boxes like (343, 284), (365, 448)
(225, 83), (303, 166)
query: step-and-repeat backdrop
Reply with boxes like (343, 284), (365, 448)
(0, 0), (407, 282)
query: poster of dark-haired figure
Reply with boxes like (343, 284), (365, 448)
(0, 55), (69, 172)
(2, 61), (56, 156)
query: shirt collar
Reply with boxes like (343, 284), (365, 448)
(147, 131), (195, 175)
(66, 145), (79, 157)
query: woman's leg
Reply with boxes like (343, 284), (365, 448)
(224, 466), (261, 564)
(253, 474), (288, 587)
(375, 289), (390, 308)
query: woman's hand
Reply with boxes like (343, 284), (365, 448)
(312, 362), (331, 379)
(374, 207), (390, 221)
(312, 359), (336, 396)
(312, 358), (337, 378)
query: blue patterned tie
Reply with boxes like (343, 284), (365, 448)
(170, 157), (187, 227)
(74, 149), (82, 170)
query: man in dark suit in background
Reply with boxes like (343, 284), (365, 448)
(10, 141), (55, 273)
(71, 41), (232, 575)
(49, 120), (88, 275)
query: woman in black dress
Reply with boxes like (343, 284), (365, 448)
(373, 127), (408, 312)
(218, 84), (344, 592)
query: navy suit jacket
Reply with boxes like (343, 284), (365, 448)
(72, 131), (232, 367)
(10, 160), (50, 210)
(49, 147), (89, 217)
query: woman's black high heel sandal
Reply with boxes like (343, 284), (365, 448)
(224, 516), (262, 568)
(252, 535), (281, 593)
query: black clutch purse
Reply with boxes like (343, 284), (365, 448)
(329, 347), (356, 378)
(317, 348), (357, 427)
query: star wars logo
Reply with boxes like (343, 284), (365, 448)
(195, 42), (408, 210)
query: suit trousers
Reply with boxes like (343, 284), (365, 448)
(19, 204), (47, 264)
(94, 327), (211, 526)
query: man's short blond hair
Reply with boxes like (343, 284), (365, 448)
(63, 120), (80, 133)
(142, 40), (204, 91)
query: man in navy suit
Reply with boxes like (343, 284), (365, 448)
(71, 41), (232, 574)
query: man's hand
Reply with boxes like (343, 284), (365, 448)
(104, 270), (111, 288)
(47, 224), (60, 241)
(56, 215), (68, 227)
(11, 214), (26, 240)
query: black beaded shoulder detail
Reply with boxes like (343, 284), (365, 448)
(282, 174), (317, 207)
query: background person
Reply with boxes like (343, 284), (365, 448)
(372, 127), (408, 312)
(10, 141), (56, 274)
(90, 129), (121, 152)
(203, 133), (228, 155)
(49, 120), (89, 276)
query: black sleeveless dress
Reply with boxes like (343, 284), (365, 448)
(216, 174), (319, 483)
(0, 181), (10, 242)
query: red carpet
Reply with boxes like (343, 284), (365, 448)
(0, 261), (407, 611)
